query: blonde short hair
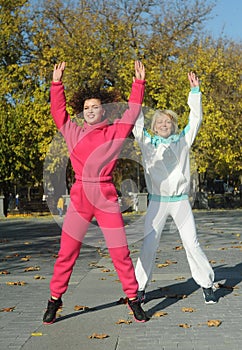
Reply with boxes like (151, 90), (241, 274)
(151, 109), (178, 135)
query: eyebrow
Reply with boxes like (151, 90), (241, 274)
(84, 104), (101, 108)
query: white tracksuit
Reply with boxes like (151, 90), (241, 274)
(133, 90), (214, 291)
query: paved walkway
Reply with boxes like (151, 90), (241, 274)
(0, 209), (241, 350)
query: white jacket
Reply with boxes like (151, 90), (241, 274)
(132, 91), (202, 201)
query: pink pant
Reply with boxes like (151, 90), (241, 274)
(50, 181), (138, 299)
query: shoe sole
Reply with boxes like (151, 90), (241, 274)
(203, 290), (217, 304)
(43, 317), (56, 325)
(204, 300), (217, 304)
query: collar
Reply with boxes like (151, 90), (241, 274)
(144, 128), (180, 146)
(83, 119), (109, 131)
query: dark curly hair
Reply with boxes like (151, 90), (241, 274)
(70, 87), (122, 116)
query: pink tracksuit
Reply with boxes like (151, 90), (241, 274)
(49, 79), (145, 299)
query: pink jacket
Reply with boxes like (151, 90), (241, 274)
(50, 80), (145, 182)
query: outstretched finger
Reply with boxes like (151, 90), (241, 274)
(135, 60), (140, 72)
(59, 62), (66, 71)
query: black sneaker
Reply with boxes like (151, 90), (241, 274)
(128, 298), (149, 322)
(137, 290), (146, 303)
(202, 287), (217, 304)
(43, 298), (62, 324)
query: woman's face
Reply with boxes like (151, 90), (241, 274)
(83, 98), (105, 125)
(154, 114), (174, 138)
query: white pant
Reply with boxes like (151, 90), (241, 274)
(135, 199), (214, 291)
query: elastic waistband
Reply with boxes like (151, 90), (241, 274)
(75, 175), (112, 183)
(148, 194), (188, 202)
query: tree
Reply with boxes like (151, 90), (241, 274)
(0, 0), (56, 199)
(1, 0), (241, 202)
(186, 38), (242, 179)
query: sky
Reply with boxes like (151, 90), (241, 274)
(29, 0), (241, 42)
(205, 0), (242, 41)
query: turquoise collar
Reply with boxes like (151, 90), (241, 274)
(144, 128), (182, 146)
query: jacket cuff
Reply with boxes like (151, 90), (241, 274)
(51, 81), (63, 86)
(191, 86), (200, 94)
(133, 79), (146, 85)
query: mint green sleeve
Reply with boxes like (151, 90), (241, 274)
(191, 86), (200, 94)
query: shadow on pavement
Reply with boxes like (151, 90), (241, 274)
(53, 300), (123, 323)
(213, 262), (242, 300)
(145, 262), (242, 317)
(145, 278), (199, 317)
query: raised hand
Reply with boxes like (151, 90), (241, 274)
(53, 62), (66, 82)
(134, 60), (145, 81)
(188, 71), (199, 88)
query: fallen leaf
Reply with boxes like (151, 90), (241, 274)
(97, 249), (110, 258)
(74, 305), (89, 311)
(6, 281), (26, 286)
(209, 260), (216, 264)
(153, 311), (168, 317)
(101, 254), (110, 258)
(116, 319), (132, 324)
(181, 307), (195, 313)
(165, 259), (177, 265)
(174, 246), (183, 251)
(217, 283), (238, 290)
(89, 263), (105, 268)
(1, 306), (16, 312)
(0, 270), (10, 275)
(21, 255), (31, 261)
(101, 268), (111, 273)
(0, 239), (9, 243)
(24, 266), (40, 272)
(175, 276), (185, 280)
(88, 333), (109, 339)
(179, 323), (191, 328)
(157, 263), (169, 268)
(34, 275), (45, 280)
(207, 320), (222, 327)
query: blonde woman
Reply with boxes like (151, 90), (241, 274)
(133, 72), (216, 305)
